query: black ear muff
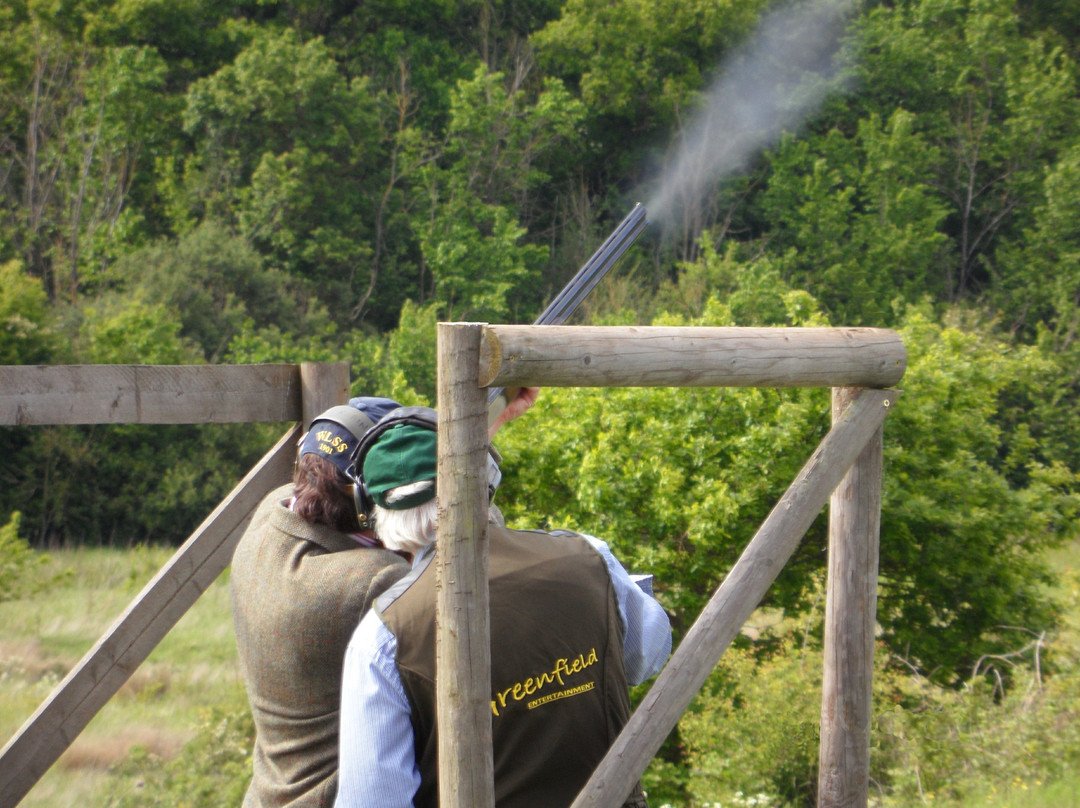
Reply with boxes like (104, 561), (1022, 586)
(353, 480), (374, 530)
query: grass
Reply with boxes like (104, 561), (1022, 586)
(0, 545), (246, 808)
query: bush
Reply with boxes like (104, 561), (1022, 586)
(0, 512), (61, 602)
(107, 704), (255, 808)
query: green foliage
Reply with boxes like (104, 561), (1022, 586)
(663, 637), (823, 808)
(75, 295), (201, 365)
(374, 300), (440, 404)
(107, 705), (254, 808)
(879, 306), (1079, 682)
(0, 260), (58, 363)
(0, 512), (50, 603)
(179, 25), (387, 322)
(761, 112), (951, 325)
(996, 140), (1080, 344)
(407, 66), (584, 321)
(847, 0), (1078, 300)
(534, 0), (767, 171)
(108, 219), (304, 362)
(872, 580), (1080, 805)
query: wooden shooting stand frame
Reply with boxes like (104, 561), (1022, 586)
(0, 324), (905, 808)
(435, 324), (904, 808)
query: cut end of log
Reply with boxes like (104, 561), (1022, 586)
(478, 328), (502, 388)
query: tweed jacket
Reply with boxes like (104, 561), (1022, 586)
(231, 484), (409, 808)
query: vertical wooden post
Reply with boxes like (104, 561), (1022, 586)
(300, 361), (350, 428)
(435, 323), (495, 808)
(818, 387), (885, 808)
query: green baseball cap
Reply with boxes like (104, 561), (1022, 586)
(362, 424), (438, 510)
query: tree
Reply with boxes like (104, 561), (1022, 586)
(406, 66), (585, 321)
(0, 259), (58, 364)
(108, 219), (304, 362)
(0, 4), (172, 300)
(849, 0), (1078, 301)
(758, 111), (951, 326)
(179, 26), (392, 325)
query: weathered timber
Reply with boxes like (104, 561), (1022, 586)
(479, 326), (906, 389)
(819, 388), (884, 808)
(436, 323), (496, 808)
(569, 388), (901, 808)
(300, 361), (350, 430)
(0, 364), (303, 425)
(0, 425), (300, 808)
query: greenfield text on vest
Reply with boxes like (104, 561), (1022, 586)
(491, 648), (599, 717)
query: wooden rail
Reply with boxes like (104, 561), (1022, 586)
(0, 362), (350, 808)
(479, 326), (906, 389)
(0, 364), (312, 426)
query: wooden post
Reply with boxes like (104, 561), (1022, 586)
(0, 425), (300, 808)
(569, 388), (900, 808)
(300, 361), (350, 429)
(436, 323), (495, 808)
(818, 388), (885, 808)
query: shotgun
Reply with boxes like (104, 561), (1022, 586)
(487, 203), (648, 422)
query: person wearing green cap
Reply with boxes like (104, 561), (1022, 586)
(335, 407), (671, 808)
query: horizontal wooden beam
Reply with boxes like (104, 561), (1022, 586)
(0, 364), (308, 425)
(479, 326), (906, 389)
(0, 424), (299, 807)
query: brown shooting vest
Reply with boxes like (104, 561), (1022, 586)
(375, 525), (648, 808)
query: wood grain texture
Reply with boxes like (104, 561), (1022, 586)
(299, 361), (350, 429)
(0, 364), (303, 425)
(435, 323), (495, 808)
(818, 388), (885, 808)
(479, 326), (906, 389)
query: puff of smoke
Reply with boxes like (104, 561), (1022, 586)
(646, 0), (857, 234)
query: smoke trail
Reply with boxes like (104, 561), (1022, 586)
(646, 0), (856, 232)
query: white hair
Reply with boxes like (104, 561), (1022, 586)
(373, 480), (504, 555)
(373, 481), (437, 556)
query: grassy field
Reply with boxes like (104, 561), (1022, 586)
(1, 541), (1078, 807)
(0, 545), (247, 807)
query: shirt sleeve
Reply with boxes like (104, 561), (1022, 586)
(579, 534), (672, 685)
(335, 612), (420, 808)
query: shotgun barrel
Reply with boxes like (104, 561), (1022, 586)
(487, 203), (648, 417)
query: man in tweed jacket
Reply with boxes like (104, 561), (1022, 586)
(231, 397), (409, 807)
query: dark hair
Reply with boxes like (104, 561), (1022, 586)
(292, 453), (361, 534)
